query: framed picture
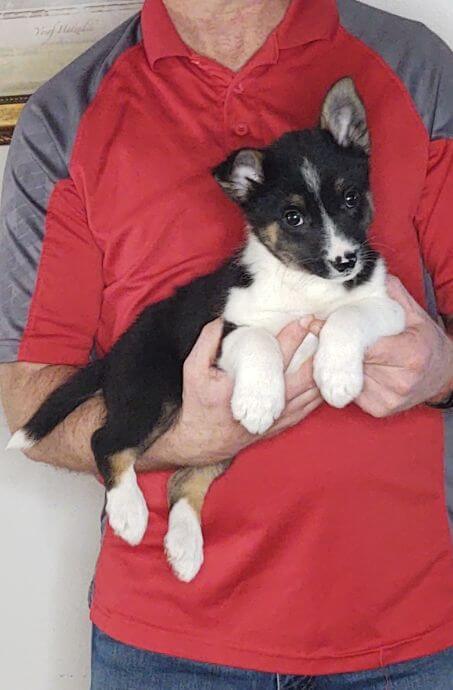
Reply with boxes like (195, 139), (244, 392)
(0, 1), (143, 144)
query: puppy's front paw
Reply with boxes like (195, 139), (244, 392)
(232, 374), (285, 434)
(314, 347), (363, 408)
(164, 499), (204, 582)
(106, 475), (149, 546)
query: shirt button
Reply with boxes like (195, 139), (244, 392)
(234, 122), (249, 136)
(234, 83), (244, 94)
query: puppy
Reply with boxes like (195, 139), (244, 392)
(8, 78), (405, 582)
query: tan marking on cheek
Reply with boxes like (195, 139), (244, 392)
(258, 222), (301, 268)
(262, 221), (280, 250)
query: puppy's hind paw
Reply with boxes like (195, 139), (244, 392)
(106, 470), (149, 546)
(164, 499), (204, 582)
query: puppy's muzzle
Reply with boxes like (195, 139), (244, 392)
(329, 252), (357, 274)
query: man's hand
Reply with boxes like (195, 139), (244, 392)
(147, 319), (322, 467)
(353, 276), (453, 418)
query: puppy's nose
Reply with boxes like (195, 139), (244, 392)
(330, 252), (357, 273)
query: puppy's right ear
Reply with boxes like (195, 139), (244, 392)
(213, 149), (264, 204)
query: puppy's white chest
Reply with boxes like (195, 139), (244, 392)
(224, 268), (353, 334)
(223, 238), (388, 335)
(224, 286), (305, 334)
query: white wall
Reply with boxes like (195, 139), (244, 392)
(0, 154), (104, 689)
(0, 3), (452, 689)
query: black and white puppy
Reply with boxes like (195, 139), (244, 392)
(8, 78), (404, 582)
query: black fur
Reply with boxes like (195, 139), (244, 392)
(215, 128), (375, 278)
(87, 258), (254, 488)
(344, 247), (379, 290)
(25, 360), (104, 441)
(24, 258), (251, 487)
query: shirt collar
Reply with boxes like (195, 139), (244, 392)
(277, 0), (339, 50)
(142, 0), (190, 69)
(141, 0), (339, 70)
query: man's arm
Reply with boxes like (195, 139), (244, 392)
(0, 362), (104, 472)
(0, 320), (323, 473)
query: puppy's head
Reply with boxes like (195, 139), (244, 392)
(214, 78), (375, 283)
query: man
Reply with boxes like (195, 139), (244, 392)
(1, 0), (453, 687)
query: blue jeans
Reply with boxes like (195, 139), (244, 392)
(90, 626), (453, 689)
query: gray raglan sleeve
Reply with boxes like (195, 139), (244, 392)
(0, 101), (103, 365)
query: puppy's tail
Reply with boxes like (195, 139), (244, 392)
(6, 359), (105, 451)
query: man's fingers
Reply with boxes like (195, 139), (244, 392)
(306, 319), (324, 337)
(386, 275), (412, 304)
(355, 390), (396, 418)
(269, 396), (322, 436)
(285, 358), (316, 401)
(385, 275), (423, 325)
(363, 329), (416, 366)
(284, 388), (321, 414)
(355, 373), (405, 417)
(277, 321), (311, 369)
(288, 395), (323, 423)
(185, 319), (223, 373)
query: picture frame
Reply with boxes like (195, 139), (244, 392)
(0, 1), (143, 144)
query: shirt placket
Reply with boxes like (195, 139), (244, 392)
(188, 33), (279, 151)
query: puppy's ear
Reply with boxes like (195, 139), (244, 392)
(213, 149), (264, 203)
(321, 77), (370, 153)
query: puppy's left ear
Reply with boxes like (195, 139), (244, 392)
(321, 77), (370, 154)
(213, 149), (264, 204)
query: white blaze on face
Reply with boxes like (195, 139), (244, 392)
(301, 158), (321, 197)
(300, 157), (358, 270)
(321, 208), (358, 265)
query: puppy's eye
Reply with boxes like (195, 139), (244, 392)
(344, 188), (361, 208)
(283, 208), (304, 227)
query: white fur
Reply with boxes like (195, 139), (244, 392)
(218, 326), (285, 434)
(6, 429), (36, 451)
(222, 236), (405, 411)
(230, 151), (263, 199)
(301, 159), (321, 195)
(286, 332), (319, 374)
(322, 209), (359, 272)
(164, 499), (204, 582)
(314, 297), (405, 407)
(335, 107), (354, 146)
(106, 466), (149, 546)
(233, 164), (260, 197)
(301, 158), (360, 274)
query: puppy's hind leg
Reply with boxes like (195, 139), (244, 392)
(91, 427), (148, 546)
(164, 460), (232, 582)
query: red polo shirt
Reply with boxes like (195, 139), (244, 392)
(1, 0), (453, 674)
